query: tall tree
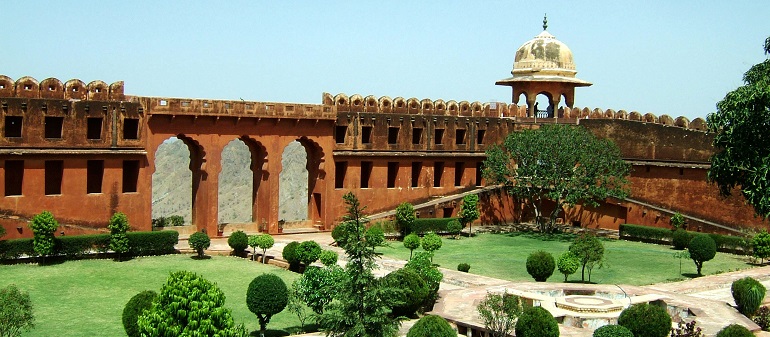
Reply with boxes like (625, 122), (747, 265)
(318, 192), (401, 337)
(483, 124), (630, 233)
(707, 37), (770, 220)
(458, 194), (480, 236)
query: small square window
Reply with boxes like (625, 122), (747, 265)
(412, 128), (423, 145)
(44, 117), (64, 139)
(434, 129), (444, 145)
(87, 118), (102, 140)
(361, 161), (372, 188)
(361, 126), (373, 144)
(388, 127), (399, 144)
(4, 116), (22, 138)
(123, 118), (139, 140)
(477, 130), (486, 145)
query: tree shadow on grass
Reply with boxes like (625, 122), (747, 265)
(248, 329), (290, 337)
(190, 255), (212, 260)
(504, 231), (577, 242)
(681, 273), (702, 279)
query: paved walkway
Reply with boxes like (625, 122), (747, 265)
(179, 231), (770, 337)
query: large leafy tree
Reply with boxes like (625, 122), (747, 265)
(483, 124), (630, 233)
(707, 37), (770, 220)
(318, 192), (401, 337)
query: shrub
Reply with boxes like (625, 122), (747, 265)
(296, 240), (322, 267)
(331, 225), (348, 246)
(716, 324), (753, 337)
(405, 252), (443, 311)
(127, 231), (179, 256)
(446, 220), (463, 239)
(246, 273), (289, 336)
(0, 284), (35, 337)
(283, 241), (301, 270)
(188, 231), (210, 258)
(477, 291), (526, 337)
(295, 265), (346, 314)
(108, 212), (130, 259)
(421, 232), (443, 257)
(457, 263), (471, 272)
(406, 315), (456, 337)
(732, 277), (766, 316)
(151, 217), (167, 228)
(514, 306), (559, 337)
(557, 251), (580, 282)
(168, 215), (185, 226)
(619, 224), (672, 243)
(752, 230), (770, 263)
(593, 324), (633, 337)
(382, 268), (429, 317)
(407, 218), (459, 235)
(122, 290), (157, 337)
(250, 234), (274, 263)
(365, 225), (385, 246)
(403, 233), (421, 260)
(526, 250), (555, 282)
(617, 303), (672, 337)
(0, 239), (34, 260)
(753, 306), (770, 331)
(55, 234), (110, 257)
(672, 229), (693, 250)
(671, 212), (686, 230)
(689, 234), (717, 275)
(227, 230), (249, 255)
(671, 320), (704, 337)
(29, 211), (59, 259)
(319, 250), (338, 267)
(396, 202), (416, 236)
(138, 271), (244, 336)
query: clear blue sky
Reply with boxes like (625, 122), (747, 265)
(1, 1), (767, 120)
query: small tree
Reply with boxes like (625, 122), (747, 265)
(459, 194), (480, 236)
(477, 291), (526, 337)
(295, 265), (346, 314)
(395, 202), (416, 236)
(249, 234), (274, 263)
(296, 240), (322, 267)
(188, 231), (210, 258)
(671, 213), (686, 230)
(0, 284), (35, 337)
(673, 251), (691, 276)
(752, 230), (770, 264)
(557, 251), (580, 282)
(403, 233), (421, 260)
(108, 212), (130, 260)
(405, 252), (443, 311)
(568, 233), (605, 282)
(688, 234), (717, 276)
(247, 273), (288, 337)
(526, 250), (555, 282)
(122, 290), (157, 337)
(29, 211), (58, 261)
(138, 271), (245, 337)
(319, 249), (338, 267)
(227, 230), (249, 256)
(406, 315), (456, 337)
(421, 232), (442, 261)
(381, 268), (429, 318)
(287, 281), (310, 334)
(446, 220), (463, 239)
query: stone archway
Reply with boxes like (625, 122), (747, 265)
(151, 134), (205, 229)
(218, 139), (253, 224)
(278, 137), (325, 229)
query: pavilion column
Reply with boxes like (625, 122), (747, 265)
(526, 94), (537, 118)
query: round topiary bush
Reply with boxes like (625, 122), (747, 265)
(382, 268), (429, 317)
(319, 250), (338, 267)
(331, 224), (347, 246)
(557, 250), (580, 282)
(716, 324), (753, 337)
(593, 324), (633, 337)
(457, 263), (471, 273)
(122, 290), (157, 337)
(514, 306), (559, 337)
(406, 315), (456, 337)
(672, 229), (692, 250)
(421, 232), (442, 255)
(446, 220), (462, 238)
(365, 225), (385, 246)
(688, 234), (717, 275)
(227, 230), (249, 255)
(618, 303), (672, 337)
(296, 240), (322, 267)
(404, 233), (421, 259)
(188, 231), (210, 258)
(526, 250), (555, 282)
(732, 276), (766, 316)
(283, 241), (301, 270)
(247, 273), (289, 336)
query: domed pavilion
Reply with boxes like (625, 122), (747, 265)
(496, 16), (592, 117)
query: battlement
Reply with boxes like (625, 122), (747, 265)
(133, 96), (336, 120)
(0, 75), (124, 101)
(524, 106), (708, 132)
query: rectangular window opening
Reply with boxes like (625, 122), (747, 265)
(455, 162), (465, 187)
(388, 127), (399, 144)
(122, 160), (140, 193)
(4, 116), (22, 138)
(334, 161), (347, 189)
(44, 117), (64, 139)
(475, 162), (483, 187)
(361, 126), (373, 144)
(360, 161), (373, 188)
(434, 129), (444, 145)
(335, 125), (348, 144)
(4, 160), (24, 196)
(412, 128), (423, 145)
(477, 129), (486, 145)
(455, 129), (466, 145)
(433, 162), (444, 187)
(411, 162), (422, 188)
(87, 160), (104, 194)
(87, 118), (103, 140)
(45, 160), (64, 195)
(387, 162), (398, 188)
(123, 118), (139, 140)
(679, 168), (684, 176)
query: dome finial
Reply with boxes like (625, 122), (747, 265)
(543, 14), (548, 31)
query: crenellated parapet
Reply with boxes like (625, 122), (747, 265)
(0, 75), (125, 101)
(323, 92), (512, 118)
(557, 106), (707, 132)
(135, 96), (335, 120)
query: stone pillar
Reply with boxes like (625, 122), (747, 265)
(192, 136), (222, 236)
(526, 95), (537, 118)
(550, 95), (562, 118)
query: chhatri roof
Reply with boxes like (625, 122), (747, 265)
(496, 16), (592, 87)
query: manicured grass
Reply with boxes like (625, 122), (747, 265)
(378, 232), (754, 285)
(0, 255), (306, 337)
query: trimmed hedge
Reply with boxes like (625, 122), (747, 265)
(0, 230), (178, 260)
(0, 238), (34, 259)
(127, 231), (179, 256)
(405, 218), (459, 235)
(620, 224), (749, 254)
(56, 234), (111, 257)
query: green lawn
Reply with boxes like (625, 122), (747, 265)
(378, 232), (755, 285)
(0, 255), (306, 337)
